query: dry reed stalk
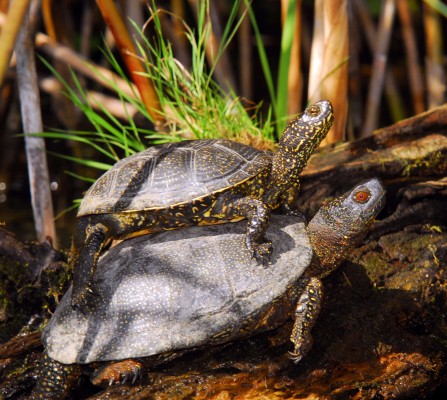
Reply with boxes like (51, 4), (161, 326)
(80, 2), (94, 58)
(308, 0), (349, 144)
(16, 0), (56, 244)
(308, 0), (324, 102)
(361, 0), (396, 137)
(42, 0), (85, 130)
(0, 1), (8, 13)
(167, 0), (191, 69)
(282, 0), (302, 115)
(238, 1), (252, 100)
(123, 0), (144, 42)
(96, 0), (164, 128)
(188, 0), (237, 93)
(33, 32), (137, 98)
(39, 76), (138, 120)
(0, 0), (31, 86)
(41, 0), (77, 46)
(396, 0), (424, 114)
(0, 11), (154, 124)
(41, 0), (56, 39)
(423, 2), (446, 108)
(352, 0), (404, 123)
(346, 13), (362, 138)
(84, 90), (138, 119)
(0, 81), (12, 118)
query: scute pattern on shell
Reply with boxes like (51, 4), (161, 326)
(78, 139), (272, 216)
(43, 216), (312, 364)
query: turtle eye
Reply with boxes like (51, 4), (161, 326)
(307, 105), (321, 117)
(353, 190), (371, 203)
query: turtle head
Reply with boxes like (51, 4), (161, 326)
(306, 178), (385, 277)
(269, 100), (334, 194)
(298, 99), (334, 129)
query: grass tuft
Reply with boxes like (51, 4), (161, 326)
(38, 0), (277, 182)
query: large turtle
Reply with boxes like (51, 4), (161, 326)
(32, 178), (385, 399)
(70, 100), (333, 307)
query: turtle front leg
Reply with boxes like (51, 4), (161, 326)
(289, 276), (323, 363)
(226, 197), (272, 261)
(31, 353), (81, 400)
(70, 217), (109, 309)
(278, 182), (303, 218)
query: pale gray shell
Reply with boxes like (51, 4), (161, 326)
(43, 215), (312, 364)
(78, 139), (272, 216)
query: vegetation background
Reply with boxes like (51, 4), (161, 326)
(0, 0), (445, 247)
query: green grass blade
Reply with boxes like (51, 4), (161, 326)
(276, 0), (296, 135)
(423, 0), (447, 17)
(38, 0), (277, 192)
(64, 170), (96, 183)
(48, 151), (113, 171)
(245, 0), (277, 124)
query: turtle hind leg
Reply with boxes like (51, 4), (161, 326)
(91, 359), (142, 387)
(31, 353), (81, 400)
(289, 277), (323, 363)
(226, 197), (272, 262)
(70, 217), (109, 310)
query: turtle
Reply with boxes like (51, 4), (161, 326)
(31, 178), (385, 399)
(69, 100), (334, 308)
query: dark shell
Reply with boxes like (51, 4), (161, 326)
(78, 139), (272, 216)
(43, 215), (312, 364)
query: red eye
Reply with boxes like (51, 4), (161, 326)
(354, 190), (370, 203)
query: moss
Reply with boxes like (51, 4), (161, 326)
(353, 231), (446, 295)
(424, 224), (443, 234)
(0, 257), (30, 342)
(359, 252), (395, 283)
(0, 245), (71, 343)
(379, 232), (443, 264)
(402, 150), (443, 177)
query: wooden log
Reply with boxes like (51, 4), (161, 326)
(0, 332), (41, 359)
(298, 103), (447, 214)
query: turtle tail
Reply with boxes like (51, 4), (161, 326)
(30, 353), (81, 400)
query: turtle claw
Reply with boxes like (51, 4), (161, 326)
(71, 283), (99, 313)
(115, 364), (140, 385)
(131, 365), (141, 384)
(255, 241), (273, 264)
(247, 239), (272, 264)
(121, 365), (140, 384)
(286, 209), (306, 223)
(288, 350), (304, 364)
(92, 360), (142, 387)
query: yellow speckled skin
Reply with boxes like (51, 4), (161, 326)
(70, 100), (334, 308)
(30, 353), (80, 400)
(290, 178), (386, 362)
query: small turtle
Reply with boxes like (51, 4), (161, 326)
(69, 100), (333, 307)
(32, 179), (385, 399)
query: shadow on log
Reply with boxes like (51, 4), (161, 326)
(298, 103), (447, 218)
